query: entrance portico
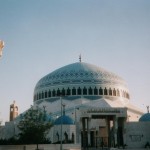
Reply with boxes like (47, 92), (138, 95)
(80, 107), (127, 149)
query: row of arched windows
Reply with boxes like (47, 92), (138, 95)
(34, 87), (130, 101)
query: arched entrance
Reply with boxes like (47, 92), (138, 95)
(80, 107), (127, 149)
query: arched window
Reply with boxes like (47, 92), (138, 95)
(64, 132), (68, 143)
(45, 91), (47, 98)
(39, 93), (41, 99)
(94, 87), (98, 95)
(99, 87), (103, 95)
(104, 87), (108, 95)
(36, 93), (39, 100)
(72, 87), (76, 95)
(42, 92), (44, 98)
(57, 88), (60, 96)
(88, 87), (93, 95)
(83, 87), (87, 95)
(126, 92), (128, 98)
(52, 89), (56, 97)
(117, 89), (120, 96)
(109, 88), (112, 96)
(77, 87), (82, 95)
(62, 88), (65, 96)
(123, 91), (125, 97)
(34, 95), (36, 101)
(121, 90), (125, 97)
(72, 133), (75, 143)
(67, 88), (71, 95)
(56, 132), (59, 142)
(48, 90), (51, 97)
(15, 106), (18, 111)
(113, 88), (116, 96)
(128, 93), (130, 99)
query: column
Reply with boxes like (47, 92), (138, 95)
(82, 117), (86, 149)
(87, 118), (91, 147)
(122, 117), (127, 147)
(106, 117), (110, 147)
(113, 116), (118, 147)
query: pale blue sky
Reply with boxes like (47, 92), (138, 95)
(0, 0), (150, 123)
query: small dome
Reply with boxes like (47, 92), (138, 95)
(139, 113), (150, 122)
(54, 115), (74, 125)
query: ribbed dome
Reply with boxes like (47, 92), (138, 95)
(54, 115), (74, 125)
(139, 113), (150, 122)
(35, 62), (127, 90)
(34, 62), (130, 103)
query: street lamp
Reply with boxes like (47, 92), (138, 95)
(74, 107), (79, 144)
(60, 96), (63, 150)
(57, 91), (66, 150)
(59, 93), (66, 150)
(13, 121), (16, 138)
(72, 107), (79, 144)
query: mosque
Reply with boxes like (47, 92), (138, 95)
(0, 58), (150, 149)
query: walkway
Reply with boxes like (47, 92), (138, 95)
(82, 148), (147, 150)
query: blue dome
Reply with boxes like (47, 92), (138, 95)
(35, 62), (126, 91)
(139, 113), (150, 122)
(33, 62), (130, 104)
(54, 115), (74, 125)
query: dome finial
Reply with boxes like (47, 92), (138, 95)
(62, 104), (66, 115)
(79, 54), (81, 62)
(147, 106), (149, 113)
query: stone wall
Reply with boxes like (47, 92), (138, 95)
(125, 122), (150, 148)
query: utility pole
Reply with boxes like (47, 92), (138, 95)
(60, 96), (63, 150)
(0, 112), (2, 126)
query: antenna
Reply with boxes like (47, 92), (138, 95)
(0, 112), (2, 126)
(62, 104), (66, 115)
(79, 54), (81, 62)
(146, 106), (149, 113)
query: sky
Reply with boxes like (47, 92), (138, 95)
(0, 0), (150, 124)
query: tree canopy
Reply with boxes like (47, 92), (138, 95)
(17, 106), (52, 145)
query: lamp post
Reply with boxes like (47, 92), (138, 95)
(13, 121), (16, 138)
(74, 107), (79, 144)
(58, 92), (66, 150)
(60, 96), (63, 150)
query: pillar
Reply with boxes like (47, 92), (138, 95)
(106, 117), (110, 147)
(122, 117), (127, 146)
(113, 116), (118, 147)
(82, 117), (86, 149)
(87, 118), (91, 147)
